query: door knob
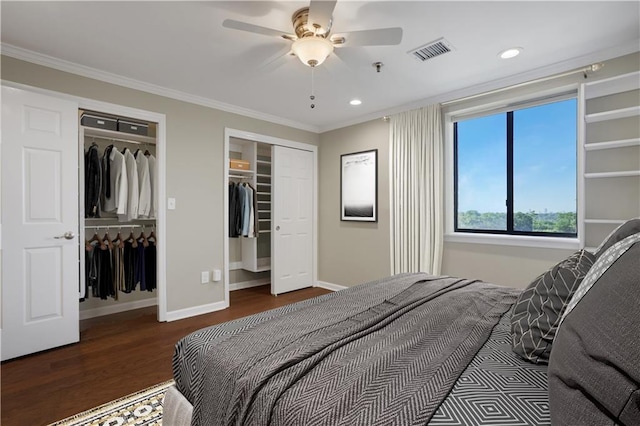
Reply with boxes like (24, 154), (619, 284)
(54, 231), (76, 240)
(276, 226), (280, 231)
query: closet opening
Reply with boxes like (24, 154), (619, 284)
(228, 138), (272, 297)
(224, 128), (318, 305)
(79, 109), (160, 325)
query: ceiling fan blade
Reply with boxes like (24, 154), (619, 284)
(222, 19), (294, 40)
(308, 0), (337, 34)
(335, 27), (403, 46)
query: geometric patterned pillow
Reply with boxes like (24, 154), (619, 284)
(510, 249), (596, 364)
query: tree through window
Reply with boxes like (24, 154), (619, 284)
(454, 97), (577, 237)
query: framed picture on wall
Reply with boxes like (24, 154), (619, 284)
(341, 149), (378, 222)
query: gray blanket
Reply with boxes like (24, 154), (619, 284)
(192, 274), (519, 425)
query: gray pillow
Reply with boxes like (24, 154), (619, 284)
(548, 236), (640, 425)
(510, 249), (595, 364)
(594, 217), (640, 258)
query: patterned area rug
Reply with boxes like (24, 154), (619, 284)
(48, 380), (174, 426)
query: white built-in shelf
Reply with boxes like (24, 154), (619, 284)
(258, 183), (271, 187)
(256, 159), (272, 165)
(84, 218), (155, 228)
(83, 126), (156, 145)
(259, 230), (271, 234)
(585, 71), (640, 99)
(258, 210), (269, 213)
(584, 219), (627, 224)
(584, 170), (640, 178)
(253, 257), (271, 272)
(585, 106), (640, 123)
(229, 168), (254, 174)
(259, 219), (271, 222)
(256, 173), (271, 178)
(585, 138), (640, 151)
(257, 192), (270, 196)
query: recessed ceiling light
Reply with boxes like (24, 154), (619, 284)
(499, 47), (522, 59)
(350, 99), (362, 106)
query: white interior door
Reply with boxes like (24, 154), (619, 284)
(1, 86), (80, 361)
(271, 145), (314, 295)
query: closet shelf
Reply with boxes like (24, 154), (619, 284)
(256, 159), (272, 165)
(257, 192), (270, 196)
(585, 138), (640, 151)
(83, 126), (156, 145)
(585, 106), (640, 123)
(258, 183), (272, 187)
(584, 219), (627, 224)
(259, 219), (271, 222)
(85, 218), (155, 226)
(584, 170), (640, 178)
(259, 230), (271, 234)
(256, 173), (271, 178)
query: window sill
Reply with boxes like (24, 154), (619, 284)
(444, 232), (581, 250)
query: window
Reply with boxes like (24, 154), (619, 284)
(454, 97), (577, 237)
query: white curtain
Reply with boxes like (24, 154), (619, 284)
(390, 104), (444, 275)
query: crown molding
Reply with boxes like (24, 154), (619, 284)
(319, 38), (640, 133)
(0, 43), (320, 134)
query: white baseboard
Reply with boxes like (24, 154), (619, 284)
(315, 281), (347, 291)
(230, 278), (270, 291)
(80, 298), (158, 320)
(165, 300), (229, 322)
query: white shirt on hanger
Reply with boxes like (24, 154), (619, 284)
(135, 149), (151, 218)
(103, 148), (128, 214)
(119, 148), (139, 222)
(146, 153), (157, 219)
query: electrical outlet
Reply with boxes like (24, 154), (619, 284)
(200, 271), (209, 284)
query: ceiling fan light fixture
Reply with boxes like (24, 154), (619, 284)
(292, 36), (334, 67)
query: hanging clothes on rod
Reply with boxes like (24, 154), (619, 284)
(82, 226), (157, 300)
(228, 181), (257, 238)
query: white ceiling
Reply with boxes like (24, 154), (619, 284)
(2, 1), (639, 132)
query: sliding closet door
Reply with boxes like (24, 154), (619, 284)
(1, 86), (80, 361)
(271, 146), (314, 295)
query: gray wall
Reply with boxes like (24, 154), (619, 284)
(318, 119), (392, 286)
(0, 55), (319, 313)
(318, 52), (639, 289)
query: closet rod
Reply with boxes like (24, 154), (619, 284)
(85, 224), (143, 229)
(88, 135), (152, 146)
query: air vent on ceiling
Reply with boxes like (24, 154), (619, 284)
(409, 37), (454, 62)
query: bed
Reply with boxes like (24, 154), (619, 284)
(165, 218), (640, 426)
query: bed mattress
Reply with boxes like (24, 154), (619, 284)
(170, 274), (549, 425)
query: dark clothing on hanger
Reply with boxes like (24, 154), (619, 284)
(145, 240), (157, 291)
(102, 145), (114, 199)
(123, 239), (137, 293)
(85, 143), (102, 217)
(135, 242), (146, 291)
(229, 182), (239, 237)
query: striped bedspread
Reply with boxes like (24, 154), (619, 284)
(173, 273), (519, 426)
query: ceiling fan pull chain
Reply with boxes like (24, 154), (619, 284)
(310, 66), (316, 109)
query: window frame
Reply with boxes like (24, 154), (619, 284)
(444, 86), (583, 249)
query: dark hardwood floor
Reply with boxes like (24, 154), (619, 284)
(1, 285), (331, 425)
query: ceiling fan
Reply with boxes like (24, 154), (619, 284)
(222, 0), (403, 68)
